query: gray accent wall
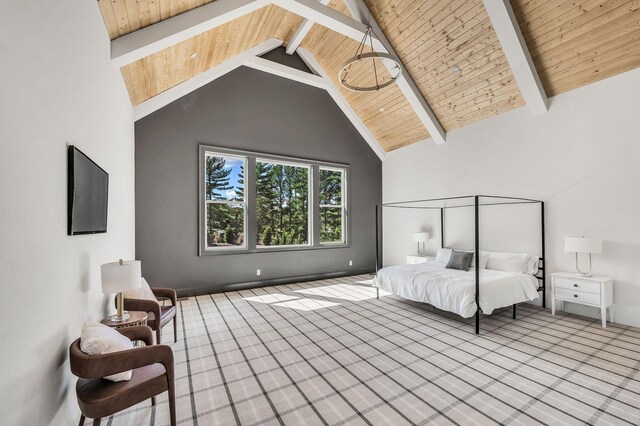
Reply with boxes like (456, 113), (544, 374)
(135, 63), (382, 295)
(260, 46), (313, 73)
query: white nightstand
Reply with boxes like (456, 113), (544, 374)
(551, 272), (614, 328)
(406, 255), (434, 264)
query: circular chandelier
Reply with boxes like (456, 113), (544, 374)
(339, 26), (402, 93)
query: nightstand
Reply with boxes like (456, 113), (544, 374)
(551, 272), (614, 328)
(406, 255), (434, 264)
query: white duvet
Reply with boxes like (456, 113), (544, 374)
(373, 261), (540, 318)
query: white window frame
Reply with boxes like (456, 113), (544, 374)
(255, 158), (312, 249)
(203, 151), (248, 252)
(319, 166), (347, 245)
(198, 144), (350, 256)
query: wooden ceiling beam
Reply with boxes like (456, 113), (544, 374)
(286, 0), (330, 55)
(243, 56), (328, 89)
(111, 0), (271, 67)
(297, 48), (387, 160)
(111, 0), (374, 66)
(279, 0), (384, 48)
(341, 0), (446, 145)
(133, 38), (283, 121)
(482, 0), (548, 115)
(131, 36), (387, 160)
(110, 0), (445, 145)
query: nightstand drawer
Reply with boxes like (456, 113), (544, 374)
(554, 277), (600, 294)
(555, 288), (601, 305)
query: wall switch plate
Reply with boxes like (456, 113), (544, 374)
(257, 269), (261, 276)
(349, 260), (353, 266)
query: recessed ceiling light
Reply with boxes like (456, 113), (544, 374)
(190, 53), (199, 60)
(452, 65), (461, 74)
(379, 107), (385, 112)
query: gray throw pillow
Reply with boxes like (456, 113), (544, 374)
(445, 250), (474, 271)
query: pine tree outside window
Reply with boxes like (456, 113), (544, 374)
(256, 160), (310, 247)
(319, 167), (346, 244)
(199, 145), (349, 254)
(204, 152), (246, 250)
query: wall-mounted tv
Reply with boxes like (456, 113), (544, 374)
(68, 145), (109, 235)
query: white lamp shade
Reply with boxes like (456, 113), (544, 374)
(413, 232), (430, 243)
(564, 237), (602, 254)
(101, 260), (142, 293)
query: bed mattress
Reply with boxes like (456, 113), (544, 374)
(373, 261), (540, 318)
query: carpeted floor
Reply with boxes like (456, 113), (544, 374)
(89, 274), (640, 425)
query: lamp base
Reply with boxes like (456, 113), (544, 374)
(574, 253), (594, 278)
(108, 311), (130, 322)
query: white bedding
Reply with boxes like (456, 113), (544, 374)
(373, 261), (539, 318)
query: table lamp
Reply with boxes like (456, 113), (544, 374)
(564, 236), (602, 277)
(413, 232), (430, 256)
(101, 259), (141, 321)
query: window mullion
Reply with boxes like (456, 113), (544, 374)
(200, 144), (348, 255)
(311, 164), (320, 247)
(246, 156), (257, 251)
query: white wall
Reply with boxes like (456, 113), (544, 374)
(0, 1), (134, 425)
(383, 67), (640, 326)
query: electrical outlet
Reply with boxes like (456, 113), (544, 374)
(349, 260), (353, 266)
(257, 269), (261, 276)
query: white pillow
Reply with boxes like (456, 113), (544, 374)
(485, 252), (530, 273)
(434, 248), (452, 264)
(470, 251), (490, 269)
(80, 322), (133, 382)
(124, 277), (157, 302)
(525, 255), (540, 275)
(436, 249), (488, 269)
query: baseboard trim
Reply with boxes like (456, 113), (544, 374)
(175, 267), (375, 298)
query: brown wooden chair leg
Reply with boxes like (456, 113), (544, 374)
(93, 418), (101, 426)
(156, 326), (161, 345)
(168, 384), (176, 426)
(173, 316), (177, 343)
(78, 414), (85, 426)
(151, 396), (156, 406)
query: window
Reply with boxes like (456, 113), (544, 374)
(319, 167), (346, 244)
(256, 160), (310, 247)
(200, 146), (348, 254)
(204, 152), (246, 250)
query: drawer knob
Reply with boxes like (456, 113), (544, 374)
(574, 284), (578, 287)
(574, 294), (578, 298)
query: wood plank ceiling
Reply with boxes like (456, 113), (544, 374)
(97, 0), (640, 152)
(98, 0), (304, 106)
(511, 0), (640, 97)
(300, 1), (430, 151)
(363, 0), (524, 134)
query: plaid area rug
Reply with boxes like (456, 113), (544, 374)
(90, 274), (640, 425)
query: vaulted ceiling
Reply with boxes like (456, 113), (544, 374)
(97, 0), (640, 153)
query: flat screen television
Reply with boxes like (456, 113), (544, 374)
(67, 145), (109, 235)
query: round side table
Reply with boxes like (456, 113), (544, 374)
(101, 311), (148, 329)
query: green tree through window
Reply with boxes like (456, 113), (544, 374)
(205, 154), (245, 248)
(320, 168), (345, 243)
(202, 149), (347, 252)
(256, 161), (309, 246)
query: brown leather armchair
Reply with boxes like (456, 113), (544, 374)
(69, 326), (175, 426)
(122, 287), (178, 344)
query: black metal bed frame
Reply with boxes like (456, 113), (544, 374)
(374, 195), (546, 335)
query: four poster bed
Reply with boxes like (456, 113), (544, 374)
(373, 195), (546, 334)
